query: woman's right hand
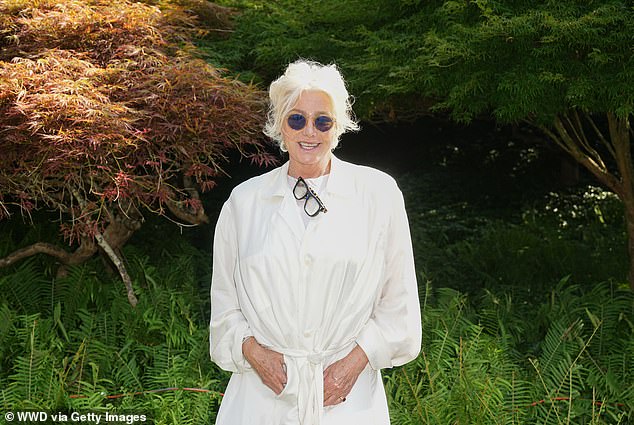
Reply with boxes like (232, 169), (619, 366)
(242, 336), (287, 395)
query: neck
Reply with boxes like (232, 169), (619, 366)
(288, 158), (332, 179)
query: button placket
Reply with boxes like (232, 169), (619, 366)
(297, 230), (308, 341)
(297, 220), (319, 344)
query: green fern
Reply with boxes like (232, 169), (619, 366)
(1, 228), (631, 424)
(0, 258), (51, 315)
(4, 313), (66, 410)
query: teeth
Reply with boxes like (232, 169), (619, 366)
(299, 142), (319, 149)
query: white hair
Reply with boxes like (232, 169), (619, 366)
(263, 59), (360, 151)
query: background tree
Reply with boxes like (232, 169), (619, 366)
(0, 0), (274, 305)
(213, 0), (634, 288)
(364, 0), (634, 288)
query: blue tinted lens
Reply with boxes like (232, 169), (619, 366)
(315, 115), (334, 132)
(287, 114), (306, 130)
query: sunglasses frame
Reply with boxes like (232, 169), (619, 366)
(286, 113), (335, 133)
(293, 177), (328, 217)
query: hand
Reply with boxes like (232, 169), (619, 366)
(323, 344), (369, 406)
(242, 336), (287, 395)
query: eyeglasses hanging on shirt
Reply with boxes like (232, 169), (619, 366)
(293, 177), (327, 217)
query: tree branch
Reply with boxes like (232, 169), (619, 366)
(72, 188), (139, 307)
(164, 184), (209, 225)
(608, 113), (633, 196)
(585, 112), (617, 162)
(0, 240), (97, 268)
(565, 111), (607, 171)
(95, 231), (138, 307)
(542, 116), (623, 198)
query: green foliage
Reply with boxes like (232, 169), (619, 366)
(386, 162), (631, 423)
(205, 0), (634, 290)
(211, 0), (633, 122)
(401, 156), (626, 296)
(0, 140), (629, 423)
(416, 1), (634, 123)
(0, 240), (227, 424)
(385, 281), (634, 424)
(0, 175), (632, 423)
(207, 0), (423, 116)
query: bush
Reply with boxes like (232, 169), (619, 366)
(402, 171), (626, 299)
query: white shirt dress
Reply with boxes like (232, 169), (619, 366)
(210, 156), (421, 425)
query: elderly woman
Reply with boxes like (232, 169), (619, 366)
(210, 60), (421, 425)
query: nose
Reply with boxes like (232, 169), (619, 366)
(302, 118), (316, 136)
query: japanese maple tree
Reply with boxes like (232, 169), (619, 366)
(0, 0), (274, 305)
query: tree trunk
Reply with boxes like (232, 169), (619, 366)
(0, 186), (206, 305)
(542, 111), (633, 290)
(607, 113), (634, 290)
(623, 204), (634, 290)
(560, 155), (580, 187)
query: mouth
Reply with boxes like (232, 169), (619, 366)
(299, 142), (320, 150)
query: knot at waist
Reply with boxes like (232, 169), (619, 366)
(273, 342), (354, 425)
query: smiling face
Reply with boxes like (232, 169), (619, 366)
(282, 90), (336, 178)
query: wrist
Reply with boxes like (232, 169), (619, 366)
(242, 336), (256, 358)
(352, 344), (369, 369)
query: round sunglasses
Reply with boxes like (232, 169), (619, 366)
(287, 113), (335, 132)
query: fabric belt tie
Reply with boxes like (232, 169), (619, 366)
(276, 342), (353, 425)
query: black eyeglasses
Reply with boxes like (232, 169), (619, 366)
(287, 113), (335, 133)
(293, 177), (327, 217)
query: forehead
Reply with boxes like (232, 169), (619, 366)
(290, 90), (333, 114)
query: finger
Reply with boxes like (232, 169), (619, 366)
(280, 361), (288, 381)
(323, 369), (339, 386)
(323, 373), (345, 401)
(270, 374), (285, 395)
(276, 363), (288, 395)
(323, 382), (344, 404)
(323, 393), (345, 407)
(323, 394), (337, 406)
(277, 363), (287, 383)
(261, 367), (286, 394)
(274, 383), (284, 395)
(323, 379), (337, 399)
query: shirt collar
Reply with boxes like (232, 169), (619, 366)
(324, 155), (354, 197)
(264, 154), (354, 198)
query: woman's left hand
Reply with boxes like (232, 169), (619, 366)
(323, 344), (369, 406)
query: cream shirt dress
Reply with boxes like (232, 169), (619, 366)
(210, 156), (421, 425)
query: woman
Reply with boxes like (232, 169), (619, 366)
(210, 60), (421, 425)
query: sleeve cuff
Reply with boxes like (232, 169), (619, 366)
(230, 326), (253, 373)
(356, 321), (393, 370)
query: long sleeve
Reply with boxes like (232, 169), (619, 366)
(356, 184), (422, 370)
(209, 200), (252, 373)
